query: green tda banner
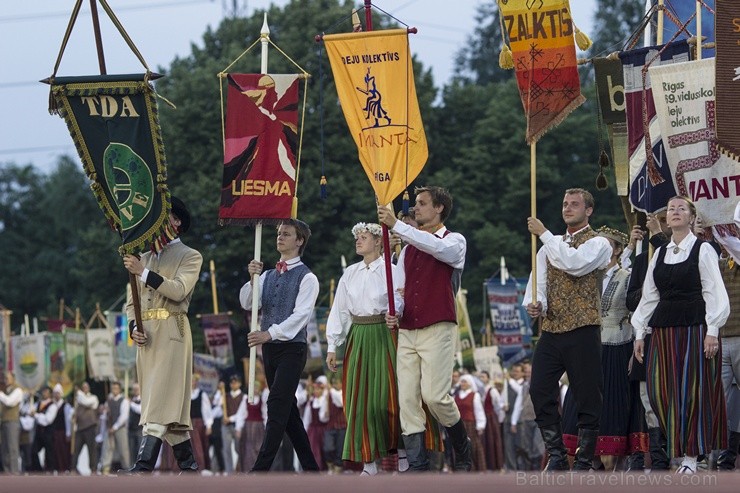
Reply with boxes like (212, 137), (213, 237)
(50, 74), (174, 253)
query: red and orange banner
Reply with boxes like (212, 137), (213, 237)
(219, 74), (301, 224)
(323, 29), (428, 205)
(499, 0), (585, 144)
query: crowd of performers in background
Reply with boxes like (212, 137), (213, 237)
(0, 364), (570, 475)
(0, 191), (738, 475)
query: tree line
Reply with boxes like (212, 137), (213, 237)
(0, 0), (644, 347)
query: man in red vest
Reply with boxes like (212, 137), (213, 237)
(378, 186), (472, 472)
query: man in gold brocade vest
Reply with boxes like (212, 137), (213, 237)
(523, 188), (611, 472)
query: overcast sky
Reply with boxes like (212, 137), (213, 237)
(0, 0), (597, 173)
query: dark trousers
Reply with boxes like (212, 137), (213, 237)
(323, 428), (346, 468)
(502, 417), (518, 470)
(251, 342), (319, 472)
(530, 325), (603, 430)
(73, 426), (99, 473)
(210, 417), (225, 472)
(31, 428), (54, 472)
(128, 427), (142, 468)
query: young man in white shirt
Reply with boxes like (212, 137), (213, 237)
(240, 219), (320, 473)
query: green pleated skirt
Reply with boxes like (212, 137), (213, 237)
(342, 321), (443, 463)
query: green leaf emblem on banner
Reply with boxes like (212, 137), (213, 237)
(104, 143), (154, 231)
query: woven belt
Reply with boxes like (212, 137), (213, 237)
(141, 308), (185, 321)
(351, 314), (386, 325)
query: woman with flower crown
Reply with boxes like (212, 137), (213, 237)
(325, 222), (404, 476)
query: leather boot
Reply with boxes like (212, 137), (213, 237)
(127, 435), (162, 473)
(445, 419), (472, 472)
(647, 427), (670, 470)
(539, 423), (570, 471)
(716, 431), (740, 471)
(572, 429), (598, 471)
(625, 451), (645, 472)
(172, 439), (199, 473)
(402, 432), (429, 471)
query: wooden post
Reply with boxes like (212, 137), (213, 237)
(210, 260), (219, 314)
(247, 13), (270, 404)
(530, 141), (537, 303)
(89, 0), (107, 75)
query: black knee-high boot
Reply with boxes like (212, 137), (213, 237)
(717, 431), (740, 471)
(402, 433), (430, 471)
(648, 427), (670, 470)
(539, 423), (570, 471)
(172, 440), (199, 473)
(572, 429), (598, 471)
(127, 435), (162, 473)
(445, 419), (472, 472)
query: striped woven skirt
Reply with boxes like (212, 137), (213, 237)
(342, 319), (443, 463)
(342, 320), (401, 462)
(646, 325), (727, 457)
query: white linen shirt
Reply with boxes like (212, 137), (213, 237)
(325, 257), (404, 353)
(391, 221), (466, 291)
(239, 257), (320, 342)
(523, 226), (612, 313)
(630, 232), (729, 340)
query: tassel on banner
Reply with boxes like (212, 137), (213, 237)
(320, 175), (328, 199)
(574, 25), (592, 51)
(596, 170), (608, 191)
(291, 196), (298, 219)
(48, 85), (60, 115)
(499, 44), (514, 70)
(402, 190), (410, 215)
(599, 149), (611, 168)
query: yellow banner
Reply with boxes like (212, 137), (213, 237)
(324, 29), (428, 204)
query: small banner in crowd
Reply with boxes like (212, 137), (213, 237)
(65, 330), (87, 388)
(46, 319), (75, 332)
(487, 278), (532, 369)
(108, 311), (136, 371)
(323, 29), (428, 205)
(201, 313), (234, 368)
(219, 74), (301, 224)
(499, 0), (585, 144)
(594, 57), (630, 196)
(456, 290), (476, 371)
(86, 329), (115, 380)
(649, 58), (740, 231)
(47, 332), (71, 395)
(473, 346), (502, 381)
(193, 353), (221, 396)
(619, 40), (690, 213)
(51, 75), (174, 254)
(715, 0), (740, 158)
(11, 334), (47, 392)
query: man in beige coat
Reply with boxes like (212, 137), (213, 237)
(123, 196), (203, 473)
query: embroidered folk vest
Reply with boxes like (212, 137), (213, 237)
(541, 227), (602, 334)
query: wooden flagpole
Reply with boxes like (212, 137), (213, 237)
(695, 1), (702, 61)
(247, 14), (270, 404)
(210, 260), (219, 314)
(361, 1), (398, 323)
(88, 0), (146, 335)
(530, 141), (537, 304)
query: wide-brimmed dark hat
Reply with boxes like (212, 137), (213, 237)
(170, 196), (191, 234)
